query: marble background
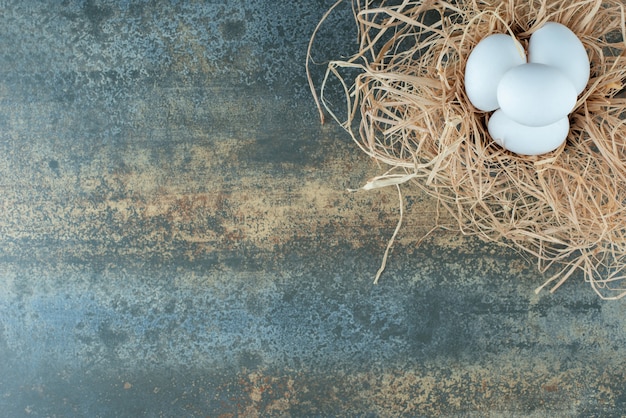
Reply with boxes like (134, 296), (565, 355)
(0, 1), (624, 416)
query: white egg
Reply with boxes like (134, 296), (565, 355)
(528, 22), (590, 95)
(488, 109), (569, 155)
(497, 63), (577, 127)
(464, 33), (526, 112)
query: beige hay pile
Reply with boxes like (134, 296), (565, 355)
(308, 0), (626, 299)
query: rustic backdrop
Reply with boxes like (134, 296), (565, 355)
(1, 1), (624, 416)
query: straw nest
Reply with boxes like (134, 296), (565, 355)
(308, 0), (626, 299)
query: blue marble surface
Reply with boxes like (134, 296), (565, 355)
(1, 1), (625, 416)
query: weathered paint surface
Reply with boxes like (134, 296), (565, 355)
(1, 1), (625, 416)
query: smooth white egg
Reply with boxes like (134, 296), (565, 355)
(497, 63), (577, 127)
(464, 34), (526, 112)
(488, 109), (569, 155)
(528, 22), (590, 95)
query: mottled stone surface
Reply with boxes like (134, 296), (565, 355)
(1, 1), (625, 416)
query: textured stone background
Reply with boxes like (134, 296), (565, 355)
(1, 1), (625, 416)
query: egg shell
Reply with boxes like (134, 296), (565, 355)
(464, 33), (526, 112)
(497, 63), (577, 127)
(488, 109), (569, 155)
(528, 22), (590, 95)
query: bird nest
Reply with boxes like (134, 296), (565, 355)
(308, 0), (626, 299)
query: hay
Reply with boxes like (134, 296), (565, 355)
(308, 0), (626, 299)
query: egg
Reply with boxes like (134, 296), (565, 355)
(464, 33), (526, 112)
(528, 22), (590, 95)
(497, 63), (577, 127)
(488, 109), (569, 155)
